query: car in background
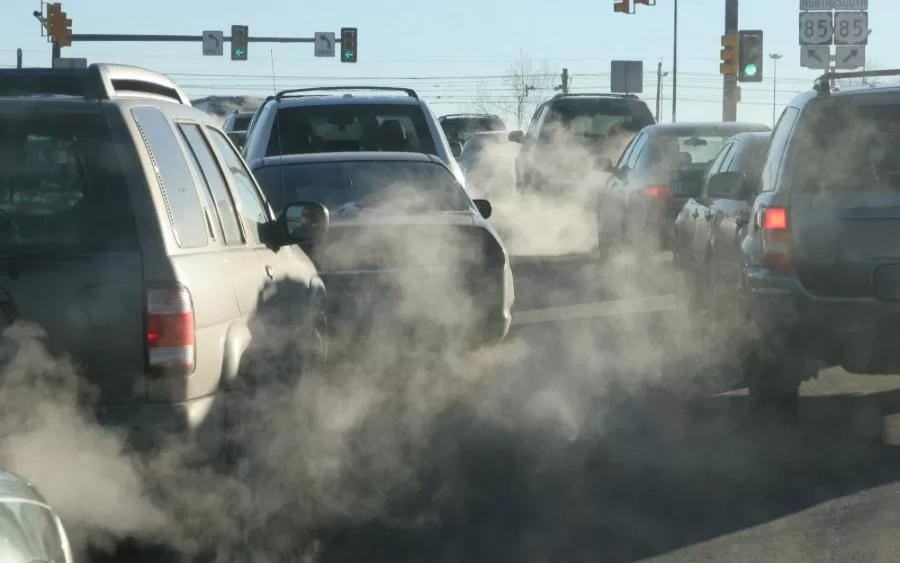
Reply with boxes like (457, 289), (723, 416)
(596, 121), (770, 258)
(0, 63), (327, 559)
(242, 86), (467, 187)
(223, 110), (254, 133)
(458, 131), (520, 198)
(248, 151), (515, 349)
(0, 469), (73, 563)
(508, 93), (656, 195)
(708, 71), (900, 420)
(439, 113), (507, 145)
(673, 131), (771, 311)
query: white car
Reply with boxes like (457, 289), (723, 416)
(0, 469), (73, 563)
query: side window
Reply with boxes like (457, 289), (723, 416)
(207, 128), (269, 244)
(177, 123), (244, 246)
(760, 107), (800, 192)
(132, 107), (209, 248)
(526, 105), (545, 138)
(720, 143), (740, 171)
(701, 144), (734, 199)
(616, 133), (639, 167)
(628, 133), (649, 168)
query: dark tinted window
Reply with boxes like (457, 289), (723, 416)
(266, 103), (437, 156)
(761, 107), (800, 192)
(132, 107), (208, 248)
(208, 128), (269, 244)
(254, 160), (471, 215)
(177, 123), (244, 245)
(441, 116), (506, 143)
(0, 501), (66, 563)
(231, 115), (252, 131)
(793, 102), (900, 194)
(0, 111), (138, 252)
(543, 98), (654, 139)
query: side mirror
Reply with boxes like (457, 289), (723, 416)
(279, 201), (329, 245)
(673, 180), (702, 199)
(707, 171), (745, 199)
(473, 198), (492, 219)
(226, 131), (247, 151)
(508, 130), (524, 144)
(449, 141), (463, 158)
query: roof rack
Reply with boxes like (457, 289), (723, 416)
(814, 68), (900, 96)
(0, 63), (190, 105)
(552, 92), (638, 99)
(274, 86), (419, 100)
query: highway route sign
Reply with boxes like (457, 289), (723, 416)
(799, 11), (834, 45)
(314, 32), (335, 57)
(833, 11), (868, 45)
(202, 30), (224, 56)
(800, 45), (831, 69)
(835, 45), (865, 69)
(799, 0), (867, 10)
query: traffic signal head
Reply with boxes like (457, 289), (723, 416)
(614, 0), (632, 13)
(231, 25), (248, 61)
(738, 30), (764, 82)
(45, 3), (72, 47)
(341, 27), (357, 63)
(720, 33), (739, 77)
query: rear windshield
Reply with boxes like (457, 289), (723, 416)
(0, 111), (137, 253)
(542, 98), (655, 139)
(651, 132), (736, 168)
(266, 103), (437, 157)
(230, 115), (252, 131)
(441, 116), (506, 143)
(253, 160), (471, 215)
(794, 101), (900, 194)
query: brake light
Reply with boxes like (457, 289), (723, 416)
(146, 284), (195, 376)
(761, 206), (794, 271)
(646, 185), (671, 198)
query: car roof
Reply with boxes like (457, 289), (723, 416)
(271, 95), (422, 108)
(0, 469), (48, 504)
(645, 122), (770, 135)
(252, 151), (443, 168)
(729, 131), (771, 142)
(788, 83), (900, 110)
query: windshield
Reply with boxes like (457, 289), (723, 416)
(253, 160), (472, 215)
(651, 133), (733, 168)
(230, 115), (252, 131)
(441, 116), (506, 143)
(266, 103), (437, 157)
(0, 111), (138, 253)
(543, 99), (654, 140)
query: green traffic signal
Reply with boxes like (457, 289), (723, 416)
(344, 50), (352, 60)
(744, 63), (757, 76)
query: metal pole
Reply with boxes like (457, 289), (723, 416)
(16, 48), (22, 68)
(655, 61), (662, 122)
(561, 68), (569, 95)
(672, 0), (678, 123)
(769, 53), (782, 126)
(723, 0), (739, 122)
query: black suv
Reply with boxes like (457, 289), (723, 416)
(717, 69), (900, 418)
(508, 93), (655, 194)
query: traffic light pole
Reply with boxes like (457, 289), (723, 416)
(68, 33), (329, 45)
(723, 0), (738, 122)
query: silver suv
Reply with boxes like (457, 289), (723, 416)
(241, 86), (467, 186)
(0, 64), (327, 470)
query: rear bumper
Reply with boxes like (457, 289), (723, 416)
(744, 267), (900, 373)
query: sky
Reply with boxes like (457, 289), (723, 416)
(0, 0), (890, 128)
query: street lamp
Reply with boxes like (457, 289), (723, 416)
(769, 53), (783, 126)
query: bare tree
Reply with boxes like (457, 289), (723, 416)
(471, 50), (555, 129)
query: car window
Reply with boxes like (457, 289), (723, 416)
(542, 98), (654, 140)
(616, 133), (640, 168)
(441, 116), (506, 143)
(177, 123), (244, 245)
(720, 143), (740, 171)
(0, 502), (66, 563)
(650, 133), (732, 169)
(254, 160), (471, 215)
(701, 143), (734, 198)
(132, 107), (209, 249)
(526, 105), (545, 138)
(266, 103), (437, 156)
(760, 107), (800, 192)
(208, 128), (269, 244)
(0, 111), (139, 253)
(628, 133), (650, 169)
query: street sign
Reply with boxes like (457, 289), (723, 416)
(799, 0), (867, 9)
(800, 45), (831, 69)
(314, 32), (335, 57)
(52, 57), (86, 69)
(833, 11), (868, 45)
(835, 44), (865, 69)
(799, 11), (834, 45)
(202, 30), (224, 56)
(610, 60), (643, 94)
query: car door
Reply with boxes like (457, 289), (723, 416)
(692, 142), (739, 263)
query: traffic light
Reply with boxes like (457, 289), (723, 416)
(738, 30), (764, 82)
(614, 0), (632, 13)
(720, 32), (739, 77)
(340, 27), (357, 63)
(231, 25), (248, 61)
(46, 3), (72, 47)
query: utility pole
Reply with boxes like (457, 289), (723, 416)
(769, 53), (782, 126)
(723, 0), (738, 122)
(560, 68), (569, 95)
(655, 61), (663, 122)
(16, 48), (22, 69)
(672, 0), (678, 122)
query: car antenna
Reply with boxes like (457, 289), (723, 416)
(270, 49), (288, 208)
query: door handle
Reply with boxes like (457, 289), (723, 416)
(265, 265), (274, 280)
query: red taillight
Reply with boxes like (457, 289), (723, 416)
(761, 206), (794, 271)
(146, 284), (195, 376)
(646, 185), (671, 198)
